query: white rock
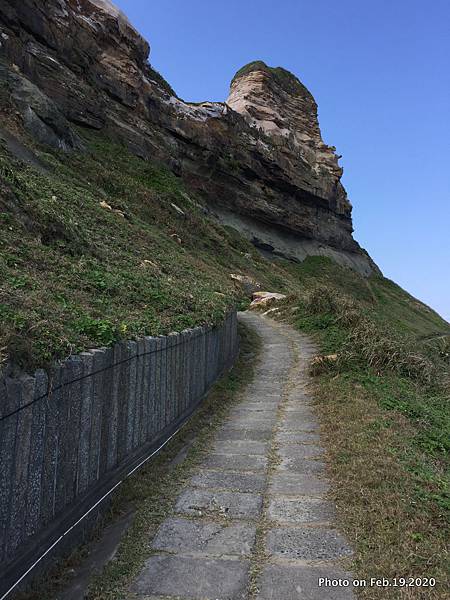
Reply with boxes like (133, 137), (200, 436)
(250, 291), (286, 308)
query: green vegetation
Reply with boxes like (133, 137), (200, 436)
(269, 275), (449, 598)
(0, 127), (294, 370)
(231, 60), (311, 97)
(284, 255), (448, 338)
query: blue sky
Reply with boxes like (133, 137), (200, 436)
(115, 0), (450, 321)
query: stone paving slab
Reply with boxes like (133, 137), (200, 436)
(227, 415), (278, 427)
(214, 428), (272, 442)
(211, 440), (269, 456)
(229, 402), (278, 410)
(175, 488), (263, 519)
(275, 431), (321, 445)
(267, 497), (336, 524)
(230, 402), (279, 411)
(278, 444), (324, 459)
(243, 394), (282, 403)
(222, 421), (273, 439)
(220, 420), (275, 432)
(249, 376), (284, 382)
(152, 517), (256, 557)
(251, 374), (286, 380)
(201, 452), (268, 472)
(278, 420), (319, 433)
(280, 407), (316, 419)
(247, 387), (284, 394)
(227, 409), (278, 420)
(130, 555), (249, 599)
(267, 527), (353, 561)
(269, 472), (329, 497)
(190, 470), (266, 493)
(256, 564), (355, 599)
(279, 457), (326, 474)
(283, 399), (313, 408)
(244, 386), (283, 395)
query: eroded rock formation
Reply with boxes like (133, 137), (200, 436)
(228, 61), (348, 214)
(0, 0), (378, 274)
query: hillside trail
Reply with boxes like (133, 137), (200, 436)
(127, 311), (354, 599)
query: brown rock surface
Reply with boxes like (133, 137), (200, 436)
(0, 0), (378, 275)
(228, 61), (348, 214)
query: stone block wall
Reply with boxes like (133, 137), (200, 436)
(0, 311), (238, 596)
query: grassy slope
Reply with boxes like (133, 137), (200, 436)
(0, 126), (294, 370)
(282, 255), (448, 339)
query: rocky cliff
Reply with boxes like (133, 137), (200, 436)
(0, 0), (377, 275)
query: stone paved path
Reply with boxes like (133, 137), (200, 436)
(128, 312), (354, 599)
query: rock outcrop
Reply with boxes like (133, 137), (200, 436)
(227, 61), (348, 214)
(0, 0), (378, 275)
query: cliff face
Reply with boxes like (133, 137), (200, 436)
(0, 0), (377, 275)
(227, 61), (348, 215)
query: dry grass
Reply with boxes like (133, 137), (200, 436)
(315, 375), (449, 599)
(340, 319), (435, 384)
(301, 286), (436, 384)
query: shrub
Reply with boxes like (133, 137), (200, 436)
(340, 318), (435, 384)
(303, 284), (338, 314)
(301, 285), (435, 384)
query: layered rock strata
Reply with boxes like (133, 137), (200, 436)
(0, 0), (377, 274)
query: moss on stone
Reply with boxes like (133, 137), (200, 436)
(231, 60), (311, 98)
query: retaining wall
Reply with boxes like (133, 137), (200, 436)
(0, 311), (239, 596)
